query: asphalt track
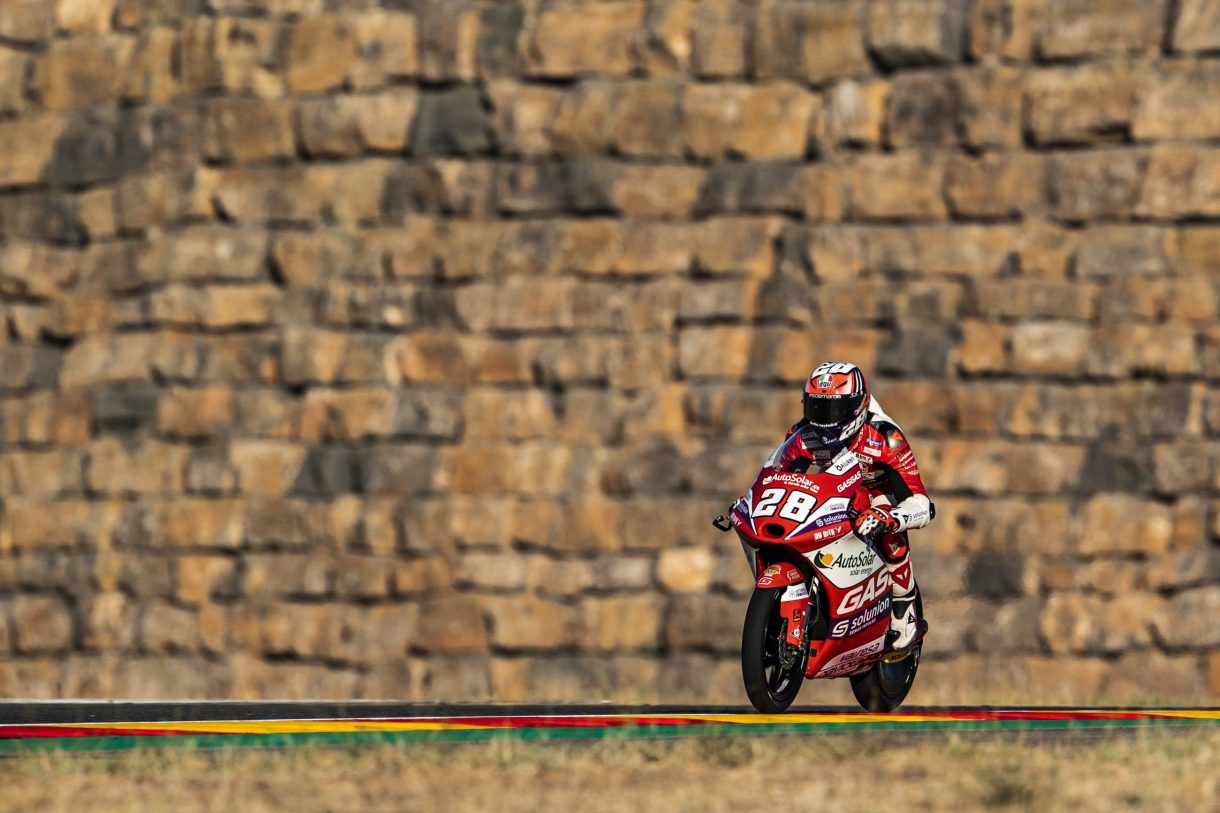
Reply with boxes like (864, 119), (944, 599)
(1, 703), (1217, 753)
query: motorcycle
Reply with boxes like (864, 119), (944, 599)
(712, 431), (929, 713)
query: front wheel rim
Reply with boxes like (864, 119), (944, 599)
(762, 592), (800, 700)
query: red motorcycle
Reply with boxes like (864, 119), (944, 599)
(713, 431), (928, 713)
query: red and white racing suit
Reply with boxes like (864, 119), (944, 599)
(787, 396), (931, 637)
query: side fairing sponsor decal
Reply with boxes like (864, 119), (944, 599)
(812, 510), (849, 528)
(807, 525), (845, 543)
(762, 472), (820, 492)
(804, 535), (883, 588)
(817, 550), (876, 570)
(829, 596), (891, 639)
(813, 637), (885, 678)
(836, 568), (892, 614)
(785, 496), (849, 540)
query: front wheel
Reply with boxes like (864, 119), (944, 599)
(741, 586), (805, 713)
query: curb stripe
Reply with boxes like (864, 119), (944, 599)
(0, 709), (1216, 753)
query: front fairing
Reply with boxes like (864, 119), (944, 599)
(732, 434), (867, 552)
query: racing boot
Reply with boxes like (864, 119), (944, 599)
(879, 534), (919, 651)
(887, 578), (919, 651)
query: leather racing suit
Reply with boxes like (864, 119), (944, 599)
(786, 394), (932, 647)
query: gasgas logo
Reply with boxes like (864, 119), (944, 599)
(835, 471), (862, 493)
(835, 568), (891, 614)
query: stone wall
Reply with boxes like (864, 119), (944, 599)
(0, 0), (1218, 703)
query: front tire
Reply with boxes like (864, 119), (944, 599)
(741, 586), (805, 713)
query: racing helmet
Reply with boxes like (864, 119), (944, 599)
(801, 362), (869, 444)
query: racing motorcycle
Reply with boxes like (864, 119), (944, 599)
(712, 431), (929, 713)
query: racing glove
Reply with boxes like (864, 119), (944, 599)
(853, 506), (899, 544)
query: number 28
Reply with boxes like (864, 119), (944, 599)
(753, 488), (817, 523)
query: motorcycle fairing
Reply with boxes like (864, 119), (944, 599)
(728, 429), (909, 682)
(785, 496), (852, 541)
(810, 635), (887, 679)
(756, 561), (804, 589)
(805, 534), (885, 589)
(802, 557), (893, 678)
(731, 463), (868, 554)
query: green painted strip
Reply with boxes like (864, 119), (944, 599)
(0, 715), (1216, 755)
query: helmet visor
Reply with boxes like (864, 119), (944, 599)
(803, 392), (864, 427)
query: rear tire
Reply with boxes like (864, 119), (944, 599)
(849, 592), (925, 712)
(742, 586), (805, 713)
(848, 641), (922, 712)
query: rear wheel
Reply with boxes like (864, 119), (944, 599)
(849, 593), (926, 712)
(741, 586), (805, 713)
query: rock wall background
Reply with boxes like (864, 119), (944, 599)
(1, 0), (1219, 703)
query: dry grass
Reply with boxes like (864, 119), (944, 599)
(1, 730), (1217, 813)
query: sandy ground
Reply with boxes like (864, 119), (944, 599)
(1, 730), (1217, 813)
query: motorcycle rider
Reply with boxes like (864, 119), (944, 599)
(784, 361), (932, 650)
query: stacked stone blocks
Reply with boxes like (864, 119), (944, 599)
(0, 0), (1218, 701)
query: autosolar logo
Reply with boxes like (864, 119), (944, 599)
(829, 596), (892, 639)
(814, 549), (877, 570)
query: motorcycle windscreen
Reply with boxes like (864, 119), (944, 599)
(763, 430), (856, 476)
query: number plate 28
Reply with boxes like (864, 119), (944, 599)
(752, 487), (818, 523)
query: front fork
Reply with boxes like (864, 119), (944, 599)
(755, 560), (813, 650)
(777, 581), (810, 648)
(717, 515), (816, 665)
